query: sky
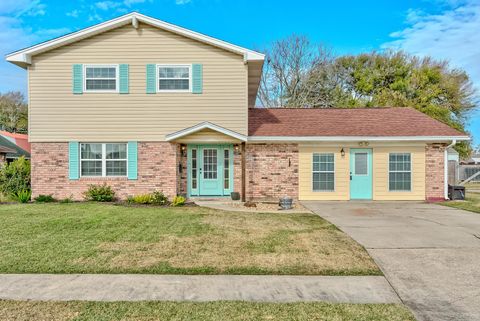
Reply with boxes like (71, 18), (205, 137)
(0, 0), (479, 143)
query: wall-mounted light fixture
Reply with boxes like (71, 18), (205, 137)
(340, 148), (345, 157)
(180, 144), (187, 157)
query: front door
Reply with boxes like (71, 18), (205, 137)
(188, 145), (233, 197)
(350, 148), (373, 200)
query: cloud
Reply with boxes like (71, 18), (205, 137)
(175, 0), (192, 4)
(382, 1), (480, 87)
(383, 0), (480, 140)
(95, 1), (122, 11)
(66, 9), (80, 18)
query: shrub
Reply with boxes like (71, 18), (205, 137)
(83, 183), (115, 202)
(14, 189), (31, 203)
(34, 194), (56, 203)
(131, 193), (154, 204)
(151, 191), (169, 205)
(0, 157), (30, 196)
(171, 195), (186, 207)
(59, 196), (74, 204)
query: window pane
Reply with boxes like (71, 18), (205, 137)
(86, 79), (116, 90)
(81, 160), (102, 176)
(203, 149), (217, 179)
(159, 67), (189, 78)
(106, 143), (127, 159)
(81, 143), (102, 159)
(389, 153), (412, 191)
(224, 149), (230, 189)
(355, 153), (368, 175)
(106, 160), (127, 176)
(191, 149), (197, 189)
(159, 79), (189, 90)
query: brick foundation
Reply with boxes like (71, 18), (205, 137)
(31, 142), (179, 200)
(425, 143), (446, 202)
(245, 143), (299, 201)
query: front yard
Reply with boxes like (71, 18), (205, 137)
(443, 189), (480, 214)
(0, 203), (379, 275)
(0, 301), (415, 321)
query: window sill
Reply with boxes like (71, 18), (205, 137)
(79, 177), (128, 181)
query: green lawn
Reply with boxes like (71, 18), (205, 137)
(0, 203), (380, 275)
(0, 301), (415, 321)
(443, 191), (480, 214)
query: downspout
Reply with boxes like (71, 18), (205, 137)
(444, 140), (456, 200)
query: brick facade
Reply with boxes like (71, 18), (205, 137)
(245, 143), (299, 201)
(425, 143), (446, 202)
(31, 142), (179, 200)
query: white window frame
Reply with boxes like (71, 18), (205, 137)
(388, 153), (412, 192)
(83, 64), (119, 93)
(80, 143), (128, 177)
(156, 64), (192, 93)
(312, 153), (335, 192)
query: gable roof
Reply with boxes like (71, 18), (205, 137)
(6, 12), (264, 68)
(0, 135), (30, 158)
(166, 121), (247, 142)
(248, 107), (469, 141)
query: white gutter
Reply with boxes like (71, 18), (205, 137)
(444, 140), (457, 200)
(247, 136), (470, 142)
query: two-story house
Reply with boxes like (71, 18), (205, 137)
(6, 12), (469, 202)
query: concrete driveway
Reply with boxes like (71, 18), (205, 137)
(303, 201), (480, 321)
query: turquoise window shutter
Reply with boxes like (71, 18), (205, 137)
(72, 64), (83, 94)
(68, 142), (79, 180)
(128, 141), (138, 180)
(146, 64), (156, 94)
(192, 64), (203, 94)
(119, 64), (129, 94)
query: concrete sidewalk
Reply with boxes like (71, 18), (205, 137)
(0, 274), (399, 303)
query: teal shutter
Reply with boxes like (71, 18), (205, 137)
(119, 64), (129, 94)
(68, 142), (79, 180)
(146, 64), (156, 94)
(192, 64), (203, 94)
(127, 141), (138, 180)
(72, 64), (83, 94)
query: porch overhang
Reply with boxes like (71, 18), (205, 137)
(165, 122), (247, 142)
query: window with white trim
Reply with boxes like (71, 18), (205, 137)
(312, 153), (335, 191)
(84, 65), (118, 92)
(389, 153), (411, 191)
(80, 143), (127, 177)
(157, 65), (191, 92)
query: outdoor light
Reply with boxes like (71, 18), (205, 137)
(180, 144), (187, 157)
(234, 145), (240, 151)
(340, 148), (345, 157)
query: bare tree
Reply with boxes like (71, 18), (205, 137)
(258, 34), (336, 108)
(0, 92), (28, 133)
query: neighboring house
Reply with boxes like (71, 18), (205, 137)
(6, 12), (469, 202)
(0, 132), (30, 164)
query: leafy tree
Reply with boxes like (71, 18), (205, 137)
(0, 91), (28, 133)
(259, 36), (477, 157)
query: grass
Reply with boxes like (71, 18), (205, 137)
(443, 189), (480, 214)
(0, 203), (380, 275)
(0, 301), (416, 321)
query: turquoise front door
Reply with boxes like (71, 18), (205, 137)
(350, 148), (373, 200)
(188, 144), (233, 197)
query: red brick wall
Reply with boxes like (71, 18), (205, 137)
(245, 143), (299, 201)
(425, 143), (446, 202)
(31, 142), (178, 201)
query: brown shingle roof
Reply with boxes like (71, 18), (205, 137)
(248, 107), (467, 137)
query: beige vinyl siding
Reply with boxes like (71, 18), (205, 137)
(299, 143), (426, 201)
(373, 146), (425, 200)
(28, 23), (248, 142)
(174, 129), (242, 144)
(299, 146), (350, 201)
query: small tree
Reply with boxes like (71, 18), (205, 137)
(0, 92), (28, 133)
(0, 157), (31, 196)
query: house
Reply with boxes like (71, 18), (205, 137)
(6, 12), (469, 202)
(0, 131), (30, 164)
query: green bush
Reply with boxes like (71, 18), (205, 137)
(59, 196), (74, 203)
(0, 157), (30, 197)
(14, 189), (31, 203)
(151, 191), (169, 205)
(83, 183), (115, 202)
(34, 194), (56, 203)
(171, 195), (186, 207)
(131, 193), (154, 204)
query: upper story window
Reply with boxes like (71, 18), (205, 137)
(84, 65), (118, 92)
(157, 65), (191, 92)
